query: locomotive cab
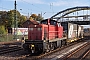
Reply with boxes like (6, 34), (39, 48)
(22, 18), (84, 54)
(40, 19), (57, 26)
(23, 19), (64, 54)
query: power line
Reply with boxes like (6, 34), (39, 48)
(0, 6), (57, 16)
(21, 0), (44, 12)
(20, 0), (57, 14)
(0, 2), (57, 17)
(0, 0), (59, 18)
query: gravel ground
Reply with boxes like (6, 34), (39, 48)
(0, 37), (90, 60)
(39, 42), (87, 60)
(0, 50), (29, 60)
(66, 43), (90, 60)
(0, 41), (29, 60)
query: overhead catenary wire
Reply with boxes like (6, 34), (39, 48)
(21, 0), (44, 12)
(0, 0), (58, 18)
(20, 0), (57, 14)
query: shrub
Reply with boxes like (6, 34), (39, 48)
(0, 25), (7, 34)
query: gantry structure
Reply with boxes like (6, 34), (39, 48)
(51, 6), (90, 25)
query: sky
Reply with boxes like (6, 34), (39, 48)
(0, 0), (90, 28)
(0, 0), (90, 18)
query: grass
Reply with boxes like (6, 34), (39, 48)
(0, 34), (13, 42)
(0, 34), (28, 42)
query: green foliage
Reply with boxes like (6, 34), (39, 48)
(7, 10), (14, 28)
(7, 10), (21, 28)
(0, 34), (13, 42)
(0, 10), (44, 29)
(0, 10), (26, 29)
(0, 11), (8, 26)
(18, 15), (27, 27)
(0, 25), (7, 34)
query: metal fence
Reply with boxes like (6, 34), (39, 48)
(0, 34), (28, 42)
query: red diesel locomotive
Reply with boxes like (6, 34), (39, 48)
(22, 19), (83, 54)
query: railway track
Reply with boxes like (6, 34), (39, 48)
(0, 37), (89, 60)
(0, 41), (21, 45)
(80, 49), (90, 60)
(17, 41), (85, 60)
(62, 42), (90, 60)
(0, 46), (23, 55)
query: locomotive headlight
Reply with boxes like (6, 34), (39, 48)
(31, 44), (34, 47)
(44, 40), (46, 42)
(35, 25), (36, 27)
(31, 44), (35, 50)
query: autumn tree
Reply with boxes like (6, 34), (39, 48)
(29, 14), (37, 20)
(0, 11), (8, 26)
(18, 15), (27, 27)
(0, 10), (27, 34)
(7, 10), (26, 28)
(29, 14), (43, 21)
(36, 14), (44, 21)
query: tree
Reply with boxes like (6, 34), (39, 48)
(36, 14), (44, 21)
(18, 15), (27, 27)
(30, 14), (37, 20)
(7, 10), (14, 28)
(7, 10), (26, 28)
(29, 14), (44, 21)
(0, 11), (8, 26)
(0, 25), (7, 34)
(29, 17), (34, 20)
(0, 10), (27, 34)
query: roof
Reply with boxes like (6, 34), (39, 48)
(30, 20), (39, 24)
(23, 20), (39, 25)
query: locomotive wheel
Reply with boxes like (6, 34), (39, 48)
(23, 44), (29, 50)
(46, 44), (50, 52)
(54, 42), (57, 49)
(50, 43), (54, 51)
